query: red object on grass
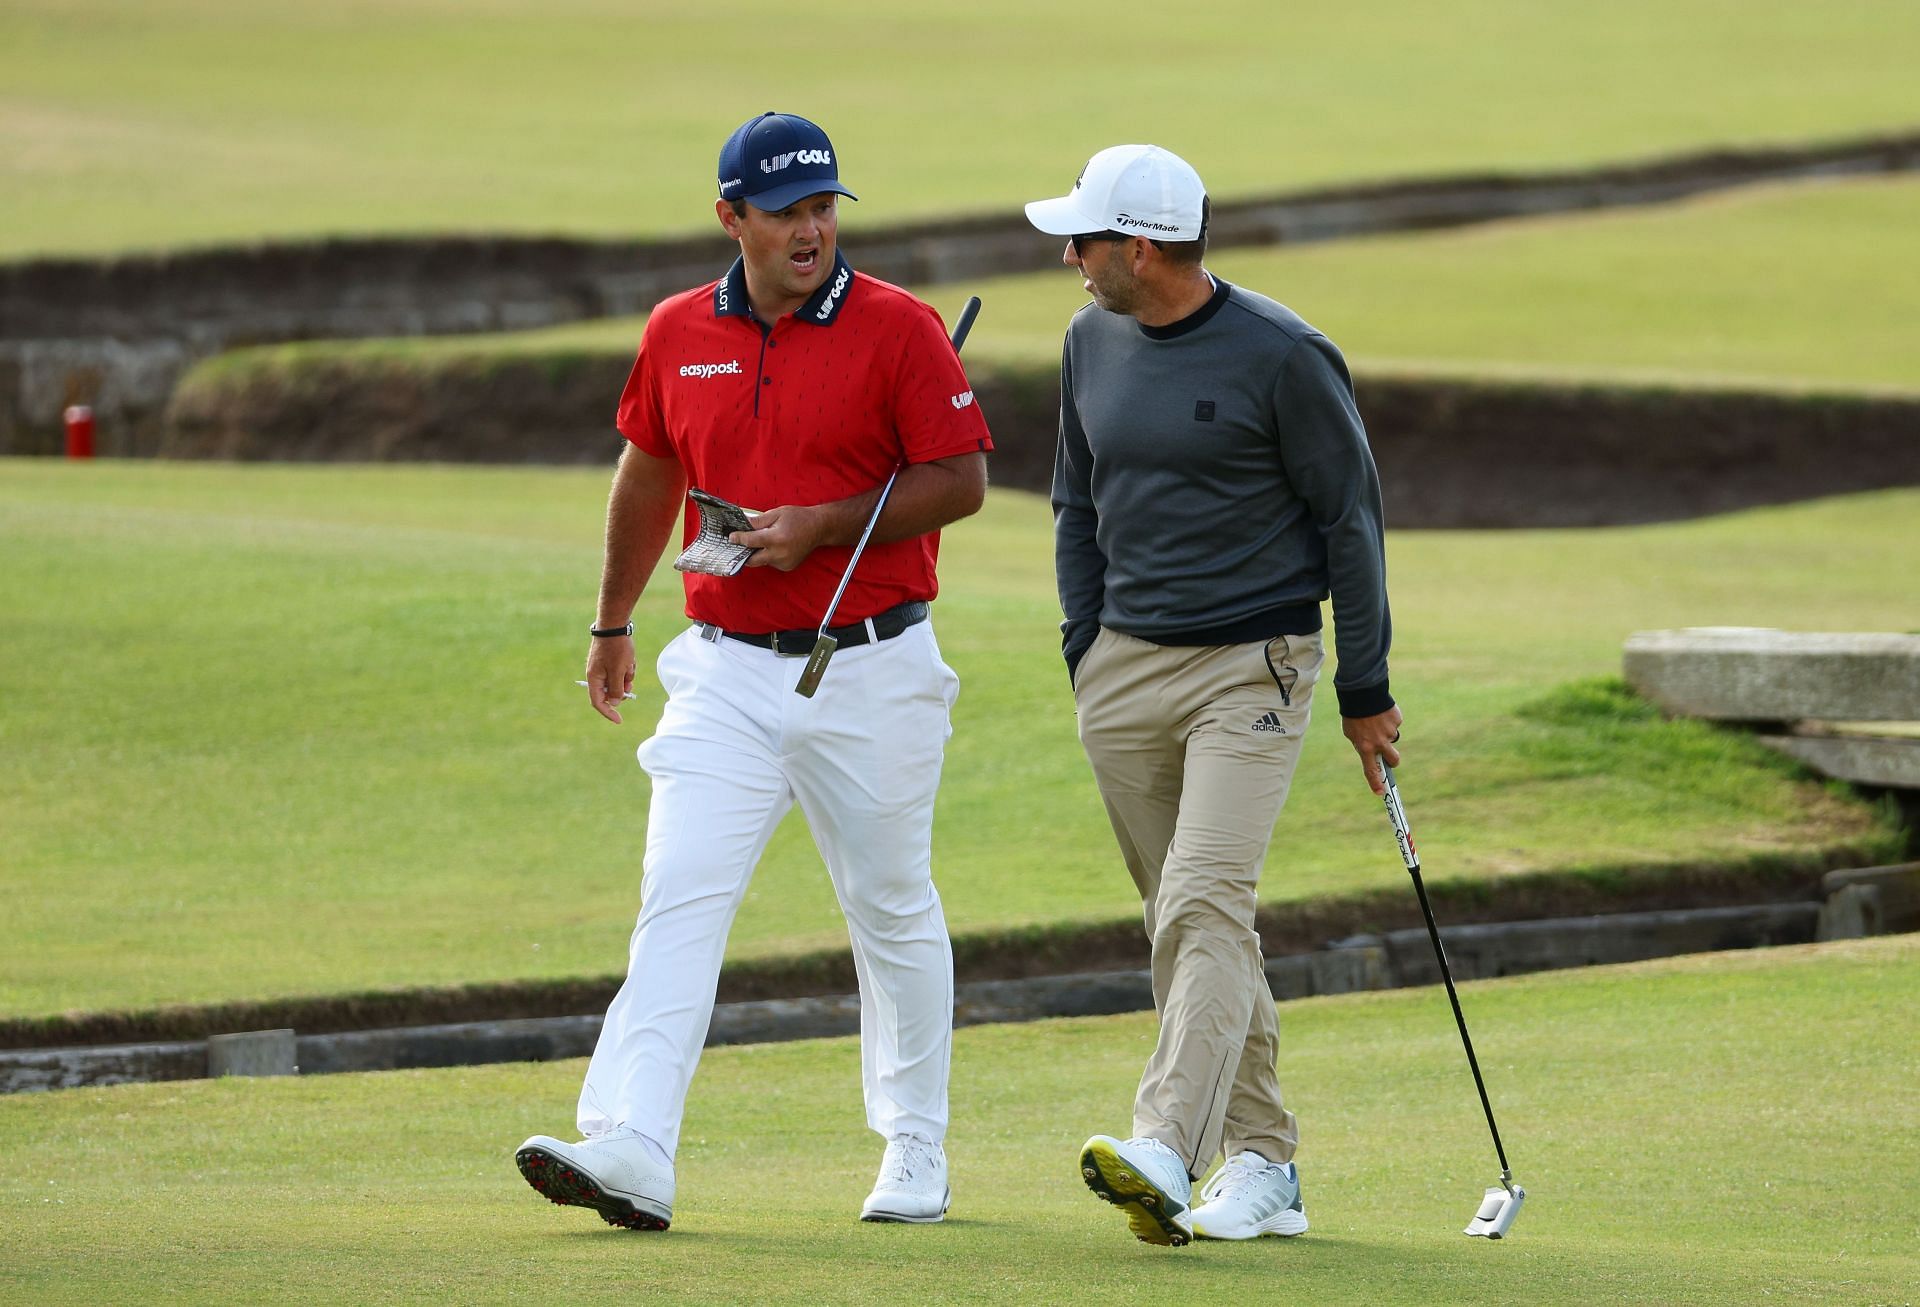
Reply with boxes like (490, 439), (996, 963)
(63, 405), (95, 459)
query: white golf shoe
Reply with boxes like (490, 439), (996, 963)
(1190, 1151), (1308, 1239)
(860, 1134), (951, 1223)
(1079, 1134), (1193, 1246)
(515, 1128), (676, 1231)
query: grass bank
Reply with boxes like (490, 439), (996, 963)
(212, 175), (1920, 395)
(5, 2), (1920, 258)
(0, 461), (1909, 1021)
(2, 938), (1914, 1303)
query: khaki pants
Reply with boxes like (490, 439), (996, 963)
(1073, 626), (1324, 1176)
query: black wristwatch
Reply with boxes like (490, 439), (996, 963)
(590, 622), (634, 638)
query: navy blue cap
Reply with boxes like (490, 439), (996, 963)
(717, 111), (857, 212)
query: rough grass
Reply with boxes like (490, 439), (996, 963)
(5, 1), (1920, 258)
(258, 175), (1920, 395)
(2, 938), (1915, 1304)
(0, 461), (1909, 1021)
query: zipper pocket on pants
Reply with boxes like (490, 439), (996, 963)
(1262, 639), (1298, 707)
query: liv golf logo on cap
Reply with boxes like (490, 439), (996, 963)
(718, 112), (859, 212)
(761, 148), (832, 174)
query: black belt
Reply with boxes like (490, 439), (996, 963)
(699, 600), (929, 657)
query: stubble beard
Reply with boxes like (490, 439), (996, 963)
(1088, 261), (1141, 317)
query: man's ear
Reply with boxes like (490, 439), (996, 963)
(716, 198), (742, 240)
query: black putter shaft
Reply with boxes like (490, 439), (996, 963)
(1382, 765), (1515, 1187)
(795, 295), (982, 698)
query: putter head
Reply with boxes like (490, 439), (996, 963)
(1464, 1183), (1524, 1238)
(793, 634), (838, 699)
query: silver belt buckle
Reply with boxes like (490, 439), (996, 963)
(699, 623), (722, 643)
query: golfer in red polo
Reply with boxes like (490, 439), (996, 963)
(514, 111), (991, 1233)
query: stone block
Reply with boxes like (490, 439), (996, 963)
(1309, 945), (1389, 995)
(1382, 904), (1820, 985)
(0, 1039), (207, 1095)
(951, 972), (1154, 1030)
(1758, 734), (1920, 788)
(1264, 953), (1317, 1001)
(707, 996), (861, 1047)
(1623, 628), (1920, 722)
(206, 1029), (297, 1078)
(1821, 862), (1920, 933)
(1816, 884), (1884, 941)
(295, 1016), (602, 1075)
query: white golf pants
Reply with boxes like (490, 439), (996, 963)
(577, 620), (960, 1156)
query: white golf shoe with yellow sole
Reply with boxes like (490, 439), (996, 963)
(1079, 1134), (1193, 1247)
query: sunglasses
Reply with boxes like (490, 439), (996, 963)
(1069, 231), (1133, 257)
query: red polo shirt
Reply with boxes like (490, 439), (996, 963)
(615, 252), (993, 632)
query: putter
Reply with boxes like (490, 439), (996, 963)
(1380, 764), (1527, 1239)
(795, 295), (982, 698)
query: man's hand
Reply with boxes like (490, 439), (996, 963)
(1343, 706), (1404, 795)
(728, 454), (986, 573)
(583, 634), (638, 724)
(584, 444), (682, 724)
(735, 504), (832, 572)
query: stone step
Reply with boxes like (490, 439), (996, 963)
(1759, 733), (1920, 788)
(1623, 628), (1920, 723)
(1819, 862), (1920, 937)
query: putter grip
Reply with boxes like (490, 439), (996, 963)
(1381, 766), (1420, 873)
(950, 296), (981, 353)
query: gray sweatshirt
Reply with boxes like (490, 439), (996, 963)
(1052, 278), (1394, 718)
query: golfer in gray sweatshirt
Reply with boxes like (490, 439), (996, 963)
(1025, 144), (1403, 1248)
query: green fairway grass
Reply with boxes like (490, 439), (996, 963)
(0, 460), (1908, 1021)
(5, 1), (1920, 258)
(276, 175), (1920, 394)
(2, 938), (1914, 1304)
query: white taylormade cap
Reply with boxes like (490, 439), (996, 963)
(1024, 144), (1208, 240)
